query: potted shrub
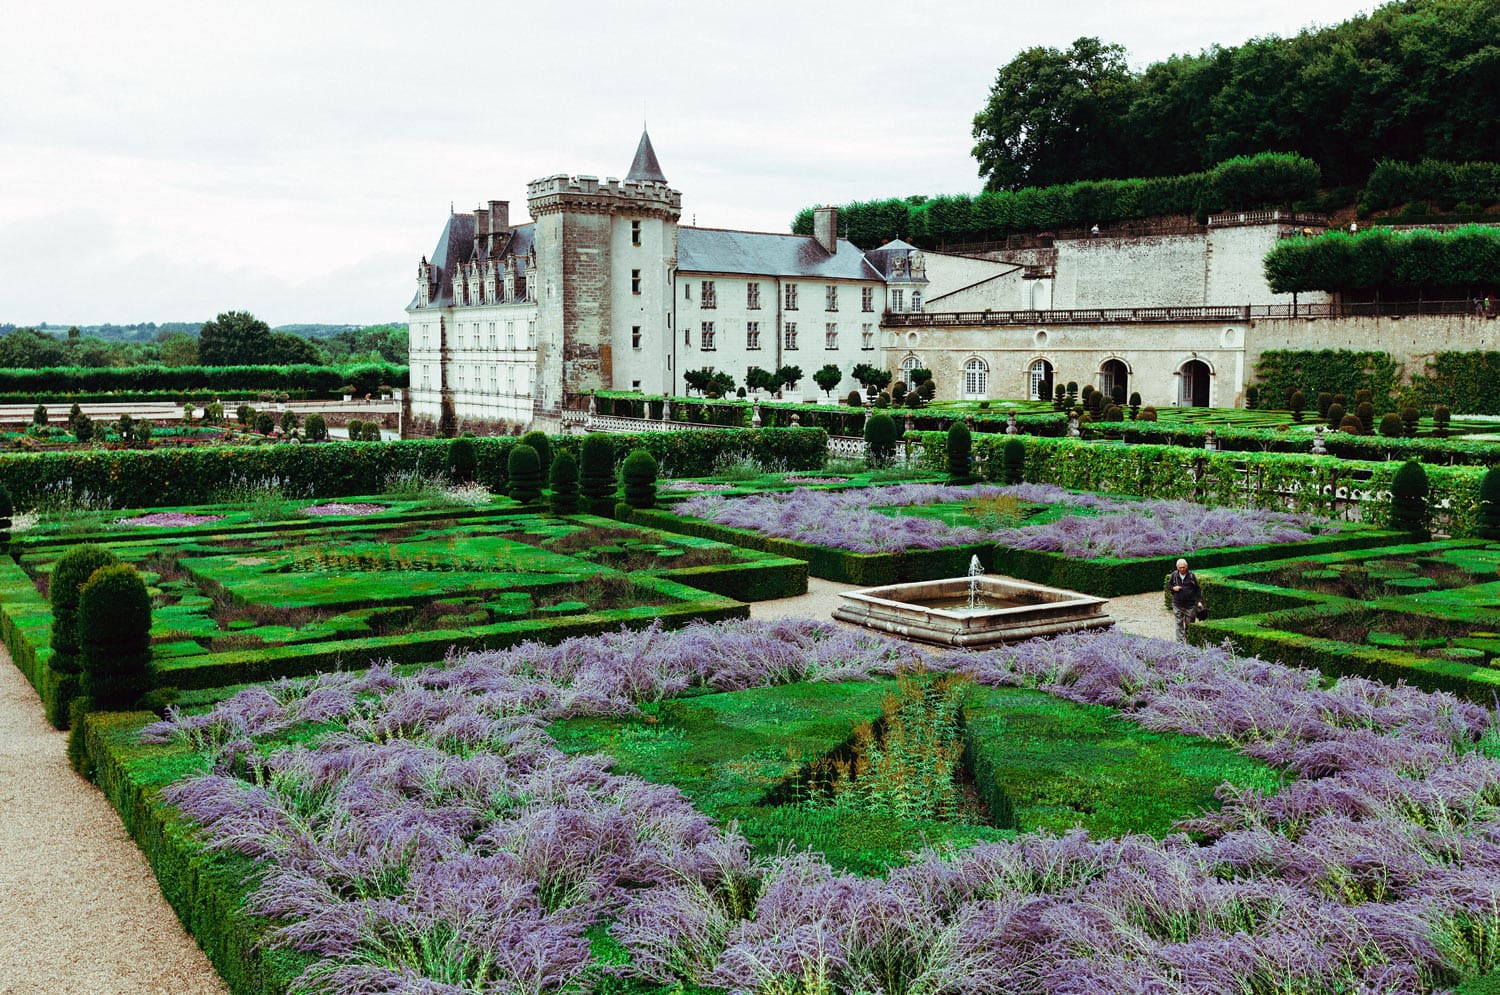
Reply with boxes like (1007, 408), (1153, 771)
(339, 384), (355, 402)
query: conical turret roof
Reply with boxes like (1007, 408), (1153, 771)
(625, 128), (667, 183)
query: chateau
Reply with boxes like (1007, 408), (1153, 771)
(408, 132), (1485, 425)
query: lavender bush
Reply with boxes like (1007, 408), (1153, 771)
(676, 484), (1324, 558)
(145, 620), (1500, 994)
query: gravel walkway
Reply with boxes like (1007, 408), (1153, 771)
(0, 647), (226, 995)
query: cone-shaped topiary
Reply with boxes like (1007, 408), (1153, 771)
(1356, 401), (1375, 433)
(521, 431), (551, 476)
(77, 564), (155, 711)
(580, 434), (617, 513)
(1479, 467), (1500, 540)
(506, 444), (542, 504)
(448, 437), (477, 484)
(1001, 438), (1026, 484)
(549, 452), (579, 515)
(622, 449), (658, 509)
(1390, 460), (1429, 537)
(1339, 414), (1364, 434)
(864, 413), (897, 465)
(946, 422), (972, 484)
(1289, 391), (1306, 423)
(1379, 412), (1403, 437)
(50, 545), (121, 670)
(1316, 392), (1332, 419)
(1326, 403), (1347, 430)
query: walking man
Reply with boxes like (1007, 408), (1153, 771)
(1166, 558), (1201, 643)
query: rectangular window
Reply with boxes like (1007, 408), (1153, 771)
(489, 367), (497, 392)
(825, 285), (838, 311)
(684, 282), (691, 300)
(631, 269), (641, 294)
(825, 323), (838, 350)
(747, 282), (761, 309)
(422, 325), (430, 348)
(527, 320), (535, 348)
(701, 280), (716, 309)
(684, 324), (691, 347)
(422, 364), (431, 389)
(862, 287), (874, 312)
(631, 219), (641, 246)
(632, 325), (642, 349)
(488, 321), (497, 349)
(505, 321), (515, 349)
(784, 283), (798, 310)
(890, 289), (905, 312)
(784, 322), (798, 350)
(632, 379), (642, 390)
(912, 291), (923, 313)
(506, 365), (515, 395)
(746, 321), (761, 350)
(861, 323), (874, 350)
(701, 321), (716, 351)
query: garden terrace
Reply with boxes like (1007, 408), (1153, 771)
(0, 510), (806, 724)
(642, 482), (1394, 593)
(1191, 539), (1500, 698)
(75, 621), (1500, 994)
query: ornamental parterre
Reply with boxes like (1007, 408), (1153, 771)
(144, 619), (1500, 994)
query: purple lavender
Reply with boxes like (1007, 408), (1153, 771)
(118, 512), (227, 527)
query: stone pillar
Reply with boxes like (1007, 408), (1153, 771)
(1312, 425), (1327, 455)
(1005, 411), (1018, 435)
(751, 401), (762, 429)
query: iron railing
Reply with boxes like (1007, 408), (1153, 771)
(883, 299), (1487, 327)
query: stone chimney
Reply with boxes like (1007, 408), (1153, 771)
(813, 205), (838, 254)
(474, 205), (490, 239)
(489, 200), (510, 234)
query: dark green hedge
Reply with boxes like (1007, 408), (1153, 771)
(0, 428), (829, 510)
(790, 153), (1320, 246)
(0, 363), (407, 396)
(1264, 225), (1500, 294)
(1360, 159), (1500, 214)
(1076, 420), (1500, 465)
(1253, 350), (1402, 413)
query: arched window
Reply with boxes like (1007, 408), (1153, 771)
(1029, 359), (1053, 400)
(901, 355), (922, 383)
(963, 357), (988, 398)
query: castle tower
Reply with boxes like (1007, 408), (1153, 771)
(527, 129), (681, 423)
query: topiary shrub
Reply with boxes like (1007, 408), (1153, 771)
(73, 414), (94, 443)
(1137, 406), (1158, 422)
(946, 422), (973, 484)
(304, 412), (328, 442)
(1479, 467), (1500, 540)
(580, 434), (618, 513)
(280, 408), (299, 435)
(254, 411), (275, 436)
(864, 413), (898, 465)
(1356, 401), (1375, 433)
(448, 437), (477, 484)
(622, 449), (658, 509)
(1001, 438), (1026, 484)
(1434, 404), (1452, 438)
(846, 390), (863, 407)
(362, 422), (383, 442)
(873, 391), (891, 409)
(1289, 390), (1306, 423)
(1379, 412), (1403, 437)
(521, 430), (551, 474)
(347, 418), (364, 441)
(236, 403), (253, 426)
(1339, 413), (1364, 434)
(1128, 391), (1142, 419)
(50, 545), (121, 668)
(0, 484), (11, 547)
(1400, 405), (1420, 438)
(1103, 403), (1123, 422)
(1244, 385), (1259, 409)
(32, 403), (47, 426)
(1086, 390), (1104, 417)
(1316, 391), (1332, 419)
(67, 402), (83, 431)
(1326, 402), (1347, 430)
(549, 452), (579, 515)
(77, 563), (155, 711)
(1110, 384), (1126, 406)
(891, 381), (908, 405)
(1355, 388), (1373, 407)
(506, 444), (542, 504)
(1390, 460), (1429, 537)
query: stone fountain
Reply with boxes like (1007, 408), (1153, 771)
(834, 556), (1112, 648)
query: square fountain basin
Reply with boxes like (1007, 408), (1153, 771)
(834, 575), (1112, 648)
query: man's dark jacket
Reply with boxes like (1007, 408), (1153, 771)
(1166, 569), (1200, 609)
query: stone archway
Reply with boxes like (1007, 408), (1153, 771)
(1179, 359), (1211, 407)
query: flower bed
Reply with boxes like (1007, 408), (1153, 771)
(84, 620), (1500, 994)
(297, 502), (387, 516)
(117, 512), (227, 528)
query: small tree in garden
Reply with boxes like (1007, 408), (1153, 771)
(846, 390), (863, 407)
(776, 365), (803, 394)
(280, 408), (299, 436)
(915, 379), (936, 403)
(1128, 391), (1142, 419)
(1103, 403), (1123, 422)
(67, 402), (83, 431)
(1065, 381), (1079, 408)
(580, 434), (617, 512)
(909, 368), (933, 387)
(1111, 384), (1126, 406)
(891, 381), (909, 405)
(448, 437), (477, 484)
(77, 564), (155, 711)
(1316, 392), (1332, 419)
(745, 366), (779, 396)
(506, 444), (542, 504)
(1390, 460), (1429, 537)
(1434, 404), (1451, 438)
(236, 403), (253, 426)
(72, 414), (94, 443)
(255, 411), (275, 436)
(813, 364), (843, 397)
(1379, 412), (1403, 437)
(1001, 437), (1026, 484)
(1289, 391), (1306, 423)
(549, 452), (579, 514)
(1326, 402), (1346, 430)
(621, 449), (658, 509)
(1400, 405), (1421, 438)
(49, 545), (120, 722)
(1244, 385), (1258, 409)
(362, 423), (383, 442)
(347, 418), (364, 440)
(1478, 467), (1500, 540)
(438, 394), (458, 438)
(521, 431), (551, 474)
(304, 413), (328, 442)
(1356, 401), (1375, 433)
(1053, 384), (1067, 411)
(1339, 413), (1364, 434)
(865, 412), (898, 465)
(32, 404), (47, 426)
(946, 422), (973, 484)
(1138, 406), (1158, 422)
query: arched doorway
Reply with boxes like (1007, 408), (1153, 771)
(1029, 359), (1053, 401)
(1100, 358), (1128, 403)
(1179, 360), (1210, 407)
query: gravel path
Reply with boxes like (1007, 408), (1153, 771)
(0, 647), (227, 995)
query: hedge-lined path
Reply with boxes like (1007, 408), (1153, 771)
(0, 647), (226, 995)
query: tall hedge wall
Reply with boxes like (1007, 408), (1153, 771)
(0, 363), (408, 396)
(0, 428), (828, 509)
(1264, 225), (1500, 294)
(790, 153), (1320, 247)
(1412, 353), (1500, 415)
(1360, 159), (1500, 214)
(1253, 351), (1402, 412)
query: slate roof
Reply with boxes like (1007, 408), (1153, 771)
(625, 129), (667, 184)
(408, 216), (535, 309)
(677, 227), (884, 281)
(863, 239), (929, 284)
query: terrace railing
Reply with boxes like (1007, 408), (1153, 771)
(884, 298), (1483, 327)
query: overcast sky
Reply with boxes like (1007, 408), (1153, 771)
(0, 0), (1379, 328)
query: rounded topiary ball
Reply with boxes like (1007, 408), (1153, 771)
(864, 413), (897, 464)
(1479, 466), (1500, 540)
(1000, 438), (1026, 484)
(1379, 412), (1403, 437)
(1339, 414), (1364, 434)
(506, 444), (543, 504)
(77, 563), (155, 711)
(448, 437), (477, 484)
(946, 422), (972, 484)
(1356, 401), (1375, 433)
(549, 452), (580, 515)
(1390, 460), (1429, 537)
(621, 449), (658, 509)
(50, 545), (122, 668)
(1102, 403), (1123, 422)
(520, 431), (551, 475)
(1326, 403), (1347, 430)
(1137, 406), (1158, 422)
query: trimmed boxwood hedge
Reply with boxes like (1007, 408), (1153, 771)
(0, 427), (829, 510)
(0, 362), (406, 396)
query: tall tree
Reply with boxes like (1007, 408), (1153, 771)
(198, 310), (273, 366)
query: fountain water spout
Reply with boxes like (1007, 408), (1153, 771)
(967, 555), (984, 610)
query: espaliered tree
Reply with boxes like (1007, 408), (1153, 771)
(947, 422), (973, 484)
(506, 445), (542, 504)
(77, 563), (155, 712)
(1389, 460), (1429, 538)
(549, 452), (579, 515)
(1479, 467), (1500, 540)
(621, 449), (658, 510)
(580, 434), (617, 513)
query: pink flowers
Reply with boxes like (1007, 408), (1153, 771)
(118, 512), (226, 527)
(299, 502), (387, 517)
